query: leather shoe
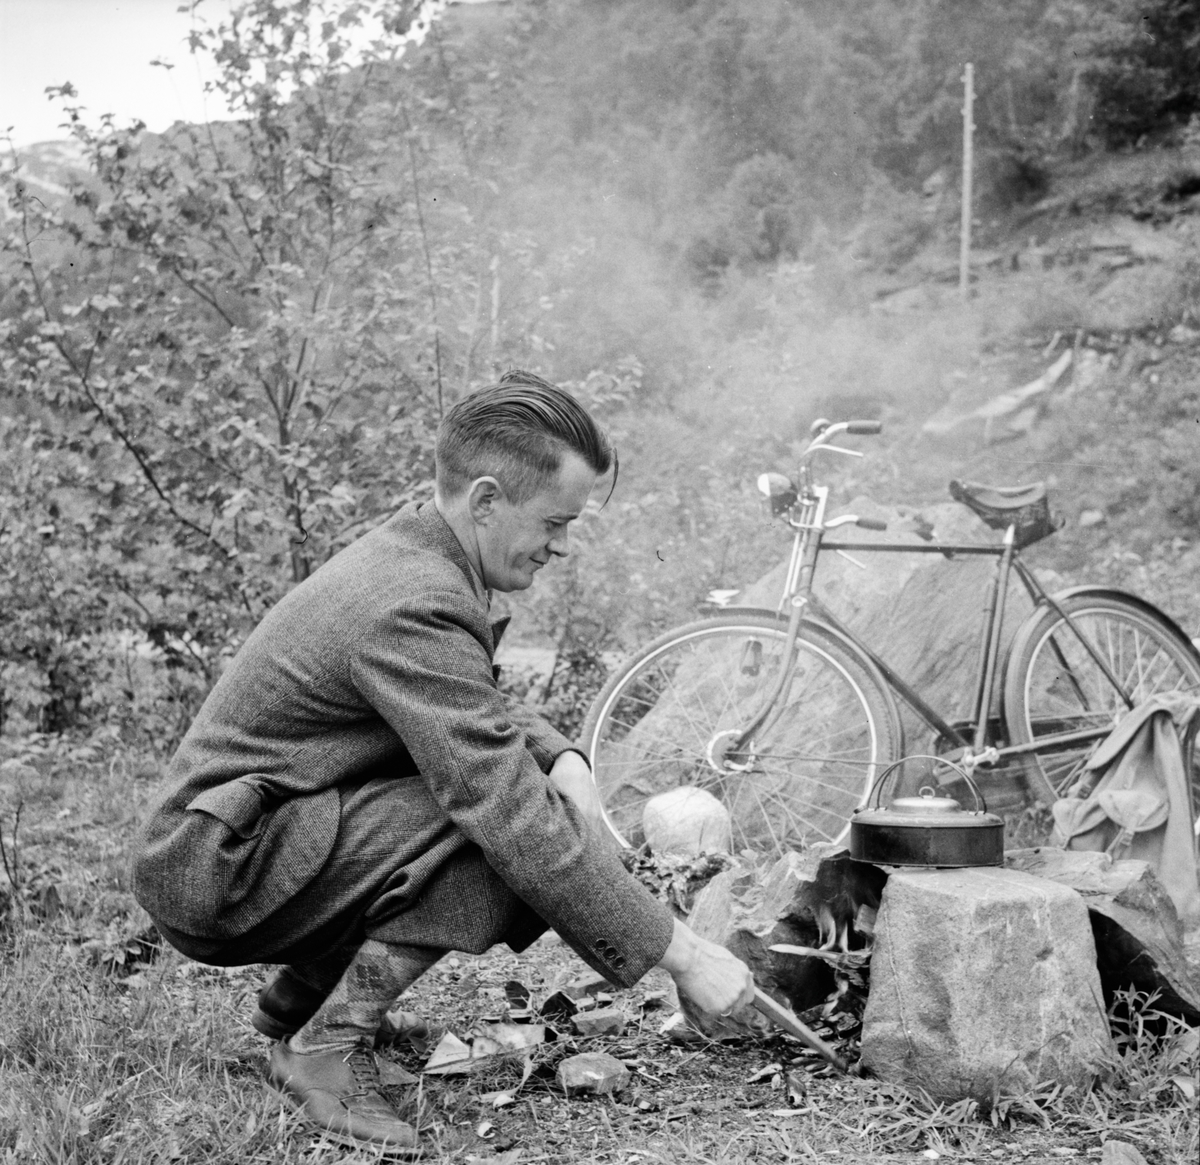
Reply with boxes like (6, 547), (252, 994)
(252, 968), (325, 1041)
(252, 968), (430, 1049)
(267, 1038), (422, 1156)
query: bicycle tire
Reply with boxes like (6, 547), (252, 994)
(580, 613), (903, 856)
(1002, 592), (1200, 820)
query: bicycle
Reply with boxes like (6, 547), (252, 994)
(581, 419), (1200, 857)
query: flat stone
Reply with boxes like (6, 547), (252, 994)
(556, 1052), (630, 1096)
(642, 786), (732, 857)
(1101, 1140), (1149, 1165)
(1006, 848), (1200, 1023)
(563, 973), (616, 1000)
(570, 1007), (627, 1038)
(861, 867), (1112, 1102)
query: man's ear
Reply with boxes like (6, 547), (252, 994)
(467, 476), (503, 525)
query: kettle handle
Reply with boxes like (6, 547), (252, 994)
(863, 755), (990, 812)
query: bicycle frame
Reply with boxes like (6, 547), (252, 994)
(737, 428), (1139, 791)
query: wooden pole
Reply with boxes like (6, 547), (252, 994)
(959, 62), (974, 298)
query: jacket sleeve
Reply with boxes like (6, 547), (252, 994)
(348, 590), (673, 986)
(501, 694), (582, 773)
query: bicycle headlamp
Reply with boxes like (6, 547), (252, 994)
(757, 472), (798, 516)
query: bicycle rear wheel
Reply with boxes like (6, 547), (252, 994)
(580, 613), (903, 856)
(1003, 592), (1200, 813)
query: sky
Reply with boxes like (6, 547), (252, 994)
(0, 0), (458, 148)
(0, 1), (241, 147)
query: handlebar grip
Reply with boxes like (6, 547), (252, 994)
(856, 518), (888, 531)
(846, 420), (883, 435)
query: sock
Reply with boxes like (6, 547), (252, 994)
(288, 946), (356, 994)
(289, 940), (443, 1054)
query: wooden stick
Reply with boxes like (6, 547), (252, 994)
(752, 988), (849, 1073)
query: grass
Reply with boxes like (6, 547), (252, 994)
(1, 736), (1198, 1164)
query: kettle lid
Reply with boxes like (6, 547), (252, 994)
(888, 786), (963, 815)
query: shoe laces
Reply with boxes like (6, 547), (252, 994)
(342, 1043), (381, 1094)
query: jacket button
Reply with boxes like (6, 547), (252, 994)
(594, 940), (606, 951)
(612, 954), (626, 969)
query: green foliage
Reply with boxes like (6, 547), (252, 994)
(0, 1), (472, 736)
(3, 0), (1198, 745)
(1070, 0), (1200, 147)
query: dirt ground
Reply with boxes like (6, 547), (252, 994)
(0, 745), (1197, 1164)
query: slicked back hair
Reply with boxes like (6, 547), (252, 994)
(435, 370), (616, 504)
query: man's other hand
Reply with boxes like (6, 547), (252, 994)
(657, 919), (756, 1019)
(547, 750), (613, 848)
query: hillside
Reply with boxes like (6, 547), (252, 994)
(2, 0), (1199, 739)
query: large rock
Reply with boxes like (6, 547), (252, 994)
(591, 500), (1045, 854)
(642, 786), (732, 856)
(1006, 848), (1200, 1023)
(684, 845), (885, 1035)
(740, 499), (1037, 806)
(861, 867), (1111, 1101)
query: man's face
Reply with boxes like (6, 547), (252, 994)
(476, 452), (599, 593)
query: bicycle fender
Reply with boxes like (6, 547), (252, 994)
(1037, 585), (1200, 665)
(724, 604), (790, 623)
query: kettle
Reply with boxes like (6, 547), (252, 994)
(849, 757), (1005, 868)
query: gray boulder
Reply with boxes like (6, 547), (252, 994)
(861, 866), (1111, 1101)
(1006, 847), (1200, 1023)
(739, 500), (1041, 810)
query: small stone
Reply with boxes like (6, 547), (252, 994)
(1101, 1141), (1149, 1165)
(1078, 509), (1106, 528)
(571, 1007), (627, 1038)
(563, 973), (616, 1000)
(556, 1052), (630, 1096)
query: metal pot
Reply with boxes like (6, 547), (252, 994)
(849, 757), (1004, 868)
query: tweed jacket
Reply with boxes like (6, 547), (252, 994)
(133, 501), (674, 986)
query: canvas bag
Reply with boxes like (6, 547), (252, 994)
(1050, 693), (1200, 927)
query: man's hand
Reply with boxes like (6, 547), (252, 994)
(547, 750), (614, 848)
(657, 918), (756, 1019)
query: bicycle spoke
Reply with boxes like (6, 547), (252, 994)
(1009, 598), (1200, 817)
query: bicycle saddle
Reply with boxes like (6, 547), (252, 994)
(949, 479), (1046, 511)
(949, 479), (1061, 548)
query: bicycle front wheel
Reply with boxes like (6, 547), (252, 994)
(1003, 592), (1200, 805)
(580, 613), (903, 856)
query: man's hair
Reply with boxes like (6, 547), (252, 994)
(435, 370), (616, 503)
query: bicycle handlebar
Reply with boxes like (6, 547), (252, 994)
(856, 517), (888, 531)
(846, 420), (883, 435)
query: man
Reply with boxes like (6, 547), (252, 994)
(133, 371), (755, 1155)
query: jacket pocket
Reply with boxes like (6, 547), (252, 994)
(186, 779), (266, 840)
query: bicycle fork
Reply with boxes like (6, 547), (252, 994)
(716, 493), (827, 768)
